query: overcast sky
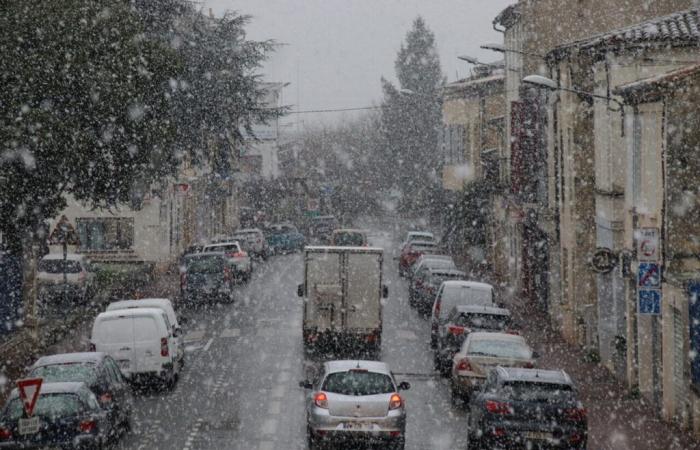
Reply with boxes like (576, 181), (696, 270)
(203, 0), (513, 125)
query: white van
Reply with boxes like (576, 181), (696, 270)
(90, 308), (179, 386)
(105, 298), (184, 367)
(429, 281), (495, 348)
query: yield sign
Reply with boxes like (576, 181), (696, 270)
(17, 378), (43, 417)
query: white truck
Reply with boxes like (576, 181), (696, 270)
(298, 246), (388, 357)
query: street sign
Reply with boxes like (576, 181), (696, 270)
(638, 289), (661, 315)
(590, 247), (616, 273)
(17, 378), (43, 417)
(638, 262), (661, 288)
(48, 215), (80, 246)
(636, 228), (660, 261)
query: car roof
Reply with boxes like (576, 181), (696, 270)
(442, 280), (493, 290)
(96, 308), (166, 320)
(185, 251), (226, 259)
(41, 253), (85, 261)
(324, 360), (391, 375)
(8, 382), (88, 398)
(410, 241), (437, 246)
(452, 305), (511, 316)
(468, 331), (525, 343)
(204, 242), (240, 248)
(306, 246), (383, 254)
(333, 228), (366, 234)
(408, 231), (434, 237)
(32, 352), (106, 368)
(418, 254), (452, 261)
(495, 367), (573, 385)
(109, 298), (172, 308)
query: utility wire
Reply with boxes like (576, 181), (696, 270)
(286, 105), (382, 114)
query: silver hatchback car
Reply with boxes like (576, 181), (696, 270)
(300, 360), (410, 449)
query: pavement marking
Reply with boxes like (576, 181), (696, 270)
(220, 328), (240, 338)
(203, 337), (214, 351)
(261, 418), (278, 435)
(183, 329), (206, 343)
(268, 400), (281, 414)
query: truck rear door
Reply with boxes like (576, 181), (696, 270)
(345, 252), (382, 330)
(305, 250), (343, 331)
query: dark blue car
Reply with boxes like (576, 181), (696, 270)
(0, 382), (114, 449)
(265, 224), (305, 254)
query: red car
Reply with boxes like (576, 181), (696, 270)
(398, 240), (438, 277)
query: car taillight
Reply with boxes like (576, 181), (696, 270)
(456, 358), (472, 371)
(565, 407), (587, 422)
(0, 427), (12, 440)
(435, 301), (441, 313)
(78, 419), (97, 433)
(505, 329), (520, 335)
(314, 392), (328, 409)
(79, 271), (86, 281)
(99, 392), (113, 404)
(88, 343), (96, 352)
(524, 362), (535, 369)
(161, 337), (169, 357)
(485, 400), (513, 415)
(389, 393), (403, 410)
(448, 326), (465, 336)
(223, 266), (232, 282)
(180, 272), (187, 290)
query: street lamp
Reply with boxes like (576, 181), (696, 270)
(480, 43), (546, 59)
(457, 55), (503, 68)
(522, 74), (626, 136)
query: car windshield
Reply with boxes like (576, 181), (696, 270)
(322, 370), (395, 396)
(3, 394), (83, 421)
(38, 260), (82, 274)
(501, 382), (575, 402)
(187, 256), (224, 273)
(442, 286), (493, 307)
(467, 339), (532, 360)
(333, 232), (365, 246)
(453, 313), (510, 331)
(30, 363), (98, 385)
(424, 260), (455, 270)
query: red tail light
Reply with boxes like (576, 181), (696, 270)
(565, 407), (587, 422)
(485, 400), (513, 415)
(448, 326), (465, 336)
(223, 266), (232, 282)
(456, 358), (472, 371)
(0, 427), (12, 440)
(180, 272), (187, 290)
(314, 392), (328, 409)
(99, 393), (113, 404)
(524, 362), (535, 369)
(366, 333), (377, 343)
(161, 337), (169, 357)
(88, 343), (96, 352)
(389, 393), (403, 410)
(78, 419), (97, 433)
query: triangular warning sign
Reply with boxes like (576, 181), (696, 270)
(17, 378), (43, 417)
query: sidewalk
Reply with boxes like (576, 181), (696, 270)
(507, 297), (699, 450)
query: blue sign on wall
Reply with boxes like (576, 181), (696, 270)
(638, 289), (661, 315)
(689, 282), (700, 387)
(638, 263), (661, 288)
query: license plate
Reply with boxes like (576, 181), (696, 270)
(117, 360), (130, 370)
(342, 422), (371, 430)
(525, 431), (552, 441)
(18, 417), (40, 435)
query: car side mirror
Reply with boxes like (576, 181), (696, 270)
(532, 351), (540, 359)
(398, 381), (411, 391)
(299, 380), (313, 389)
(297, 284), (305, 298)
(382, 285), (389, 299)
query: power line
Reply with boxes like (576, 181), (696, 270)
(286, 105), (381, 114)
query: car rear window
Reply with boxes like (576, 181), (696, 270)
(204, 244), (239, 253)
(467, 339), (532, 360)
(454, 313), (511, 331)
(430, 273), (463, 285)
(96, 318), (132, 344)
(30, 363), (98, 385)
(187, 256), (224, 273)
(411, 244), (437, 252)
(38, 259), (82, 274)
(134, 317), (160, 341)
(441, 286), (494, 316)
(424, 260), (455, 270)
(333, 232), (365, 246)
(3, 394), (83, 421)
(322, 370), (395, 396)
(501, 382), (575, 402)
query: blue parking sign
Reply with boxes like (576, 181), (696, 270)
(638, 263), (661, 288)
(638, 289), (661, 315)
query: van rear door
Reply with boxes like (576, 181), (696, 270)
(133, 315), (165, 373)
(345, 252), (382, 330)
(96, 316), (135, 376)
(305, 250), (343, 332)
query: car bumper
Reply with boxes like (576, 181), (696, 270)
(0, 434), (101, 449)
(308, 407), (406, 439)
(475, 421), (587, 449)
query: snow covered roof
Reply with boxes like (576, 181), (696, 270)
(550, 9), (700, 60)
(613, 63), (700, 103)
(443, 72), (505, 99)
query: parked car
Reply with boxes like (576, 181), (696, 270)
(265, 223), (305, 254)
(434, 305), (513, 375)
(430, 281), (496, 349)
(309, 215), (340, 244)
(36, 253), (96, 309)
(409, 254), (456, 280)
(201, 241), (252, 280)
(27, 352), (133, 434)
(300, 360), (410, 450)
(401, 231), (435, 248)
(451, 332), (536, 405)
(0, 382), (115, 449)
(106, 298), (185, 368)
(330, 229), (368, 246)
(182, 253), (238, 304)
(398, 241), (439, 277)
(90, 308), (179, 387)
(230, 228), (269, 259)
(409, 267), (465, 314)
(468, 367), (588, 449)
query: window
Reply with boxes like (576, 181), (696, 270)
(77, 218), (134, 251)
(322, 370), (395, 396)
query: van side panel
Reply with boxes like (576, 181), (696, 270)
(133, 316), (166, 374)
(345, 252), (382, 330)
(304, 251), (342, 332)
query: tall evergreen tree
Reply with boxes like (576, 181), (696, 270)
(380, 17), (444, 212)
